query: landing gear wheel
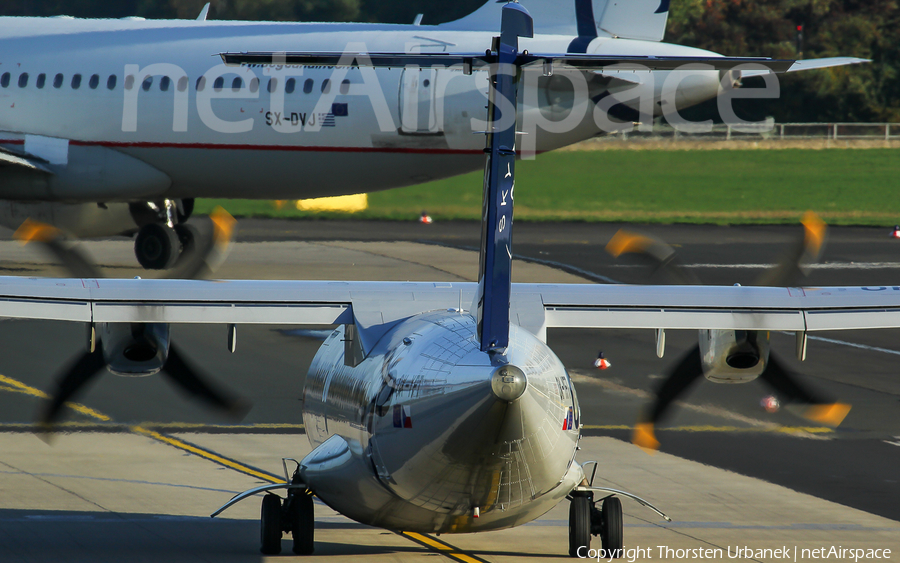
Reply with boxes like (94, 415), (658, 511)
(289, 492), (315, 555)
(134, 223), (179, 270)
(601, 497), (624, 556)
(260, 494), (283, 555)
(568, 495), (591, 557)
(174, 223), (199, 260)
(176, 198), (195, 224)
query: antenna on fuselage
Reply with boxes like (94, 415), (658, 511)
(472, 3), (533, 353)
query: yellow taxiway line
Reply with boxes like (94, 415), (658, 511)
(0, 371), (487, 563)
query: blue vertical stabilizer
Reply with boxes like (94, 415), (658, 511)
(473, 3), (534, 353)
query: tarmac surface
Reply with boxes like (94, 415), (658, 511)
(1, 219), (899, 562)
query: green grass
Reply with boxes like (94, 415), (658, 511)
(195, 148), (900, 225)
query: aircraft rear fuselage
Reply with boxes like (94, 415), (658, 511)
(301, 311), (584, 533)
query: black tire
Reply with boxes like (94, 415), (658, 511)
(260, 494), (283, 555)
(601, 497), (624, 557)
(174, 223), (199, 259)
(177, 198), (195, 224)
(134, 223), (179, 270)
(289, 492), (315, 555)
(568, 495), (591, 557)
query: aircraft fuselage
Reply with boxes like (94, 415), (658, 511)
(301, 311), (584, 533)
(0, 17), (722, 203)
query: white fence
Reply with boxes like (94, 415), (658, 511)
(614, 122), (900, 142)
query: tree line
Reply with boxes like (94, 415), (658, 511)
(2, 0), (896, 122)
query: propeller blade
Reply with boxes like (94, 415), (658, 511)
(606, 229), (699, 284)
(759, 353), (850, 426)
(39, 346), (107, 431)
(14, 219), (104, 278)
(162, 344), (250, 418)
(754, 211), (827, 286)
(163, 207), (236, 280)
(633, 345), (704, 451)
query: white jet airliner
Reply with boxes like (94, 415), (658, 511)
(0, 4), (887, 558)
(0, 0), (866, 269)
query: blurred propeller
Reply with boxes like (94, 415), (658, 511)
(37, 339), (250, 436)
(16, 209), (249, 436)
(15, 206), (236, 280)
(606, 212), (850, 452)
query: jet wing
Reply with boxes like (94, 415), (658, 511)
(1, 277), (899, 335)
(741, 57), (870, 78)
(220, 52), (794, 73)
(0, 147), (53, 174)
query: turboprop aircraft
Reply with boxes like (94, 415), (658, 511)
(0, 4), (887, 558)
(0, 0), (866, 271)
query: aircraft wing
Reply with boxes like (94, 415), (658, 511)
(741, 57), (870, 78)
(2, 277), (899, 335)
(220, 52), (794, 73)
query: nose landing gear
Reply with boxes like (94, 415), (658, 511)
(259, 488), (315, 555)
(258, 462), (315, 556)
(568, 492), (623, 558)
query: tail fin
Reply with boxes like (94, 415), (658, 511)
(597, 0), (670, 42)
(441, 1), (670, 43)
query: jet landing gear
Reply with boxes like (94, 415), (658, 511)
(130, 199), (196, 270)
(260, 489), (315, 555)
(568, 491), (623, 558)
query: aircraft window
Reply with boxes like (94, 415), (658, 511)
(0, 72), (8, 88)
(18, 73), (29, 88)
(160, 76), (171, 92)
(267, 78), (278, 93)
(36, 73), (46, 89)
(340, 79), (350, 94)
(177, 76), (188, 92)
(286, 78), (296, 94)
(196, 76), (206, 91)
(248, 78), (259, 93)
(423, 79), (430, 87)
(107, 75), (117, 90)
(89, 74), (99, 89)
(213, 77), (224, 91)
(142, 76), (153, 91)
(231, 77), (242, 91)
(124, 75), (135, 90)
(303, 78), (313, 94)
(321, 79), (331, 94)
(71, 74), (82, 89)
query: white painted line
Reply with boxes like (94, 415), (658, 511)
(806, 334), (900, 357)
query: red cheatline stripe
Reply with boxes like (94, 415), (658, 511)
(0, 138), (482, 155)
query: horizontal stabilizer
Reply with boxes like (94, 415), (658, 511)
(221, 52), (794, 73)
(0, 147), (53, 174)
(441, 0), (672, 43)
(741, 57), (870, 78)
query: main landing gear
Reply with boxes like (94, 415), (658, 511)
(568, 491), (623, 558)
(260, 489), (315, 555)
(130, 198), (196, 270)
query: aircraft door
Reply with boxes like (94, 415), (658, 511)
(399, 68), (440, 134)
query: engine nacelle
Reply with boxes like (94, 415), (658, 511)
(699, 329), (770, 384)
(99, 322), (170, 376)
